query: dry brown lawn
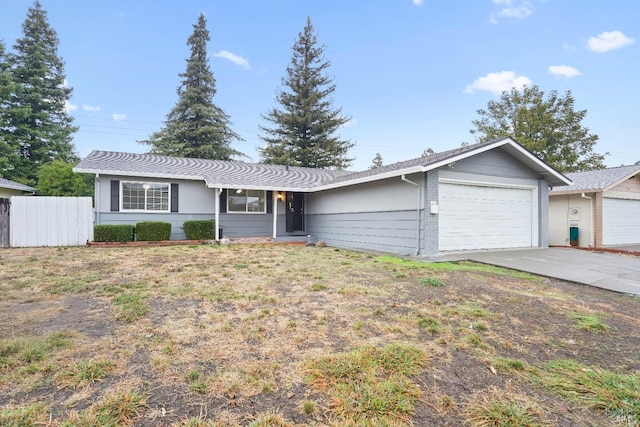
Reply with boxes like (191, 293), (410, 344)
(0, 244), (638, 426)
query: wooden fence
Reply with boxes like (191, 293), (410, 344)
(8, 196), (93, 248)
(0, 198), (8, 248)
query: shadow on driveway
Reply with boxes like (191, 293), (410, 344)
(434, 247), (640, 297)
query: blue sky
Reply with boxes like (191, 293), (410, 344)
(1, 0), (638, 171)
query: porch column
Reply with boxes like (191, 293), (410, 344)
(215, 188), (221, 241)
(272, 191), (278, 239)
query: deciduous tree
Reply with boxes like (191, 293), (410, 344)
(142, 14), (243, 160)
(36, 160), (93, 196)
(259, 17), (353, 169)
(470, 86), (606, 172)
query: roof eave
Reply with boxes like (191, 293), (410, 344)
(73, 167), (205, 182)
(309, 166), (425, 192)
(602, 168), (640, 193)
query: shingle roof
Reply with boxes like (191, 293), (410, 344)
(75, 137), (570, 190)
(75, 151), (353, 190)
(550, 164), (640, 194)
(0, 178), (36, 192)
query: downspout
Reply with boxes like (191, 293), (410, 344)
(215, 188), (221, 241)
(581, 193), (593, 247)
(401, 174), (421, 255)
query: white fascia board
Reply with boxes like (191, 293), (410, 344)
(72, 168), (204, 182)
(309, 166), (424, 192)
(602, 168), (640, 192)
(423, 138), (572, 186)
(204, 182), (312, 192)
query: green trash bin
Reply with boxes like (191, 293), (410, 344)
(569, 226), (579, 246)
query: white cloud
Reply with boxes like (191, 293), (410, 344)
(64, 100), (77, 113)
(490, 0), (533, 24)
(412, 0), (424, 5)
(213, 50), (250, 69)
(464, 71), (532, 95)
(112, 113), (126, 121)
(82, 104), (101, 112)
(587, 30), (634, 53)
(548, 65), (581, 78)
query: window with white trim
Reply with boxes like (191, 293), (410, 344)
(227, 189), (266, 213)
(122, 182), (169, 211)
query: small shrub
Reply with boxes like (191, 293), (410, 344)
(94, 224), (135, 242)
(183, 220), (215, 240)
(135, 221), (171, 241)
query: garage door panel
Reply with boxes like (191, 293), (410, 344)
(439, 183), (533, 251)
(603, 198), (640, 245)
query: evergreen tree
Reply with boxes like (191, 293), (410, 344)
(6, 1), (78, 185)
(470, 85), (606, 172)
(0, 40), (20, 178)
(370, 153), (383, 169)
(142, 14), (243, 160)
(259, 17), (353, 169)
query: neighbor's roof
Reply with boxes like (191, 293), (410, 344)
(0, 178), (36, 192)
(74, 137), (571, 191)
(550, 164), (640, 195)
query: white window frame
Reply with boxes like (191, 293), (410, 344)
(227, 189), (267, 214)
(121, 181), (171, 212)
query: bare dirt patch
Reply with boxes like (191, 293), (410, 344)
(0, 245), (638, 426)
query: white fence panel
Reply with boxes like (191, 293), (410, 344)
(10, 197), (93, 247)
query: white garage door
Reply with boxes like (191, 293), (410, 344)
(602, 198), (640, 245)
(439, 183), (533, 251)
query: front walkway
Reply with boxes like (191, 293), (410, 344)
(436, 247), (640, 296)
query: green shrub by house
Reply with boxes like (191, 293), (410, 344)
(182, 220), (215, 240)
(135, 222), (171, 241)
(94, 225), (135, 242)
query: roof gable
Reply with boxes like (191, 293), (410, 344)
(550, 165), (640, 195)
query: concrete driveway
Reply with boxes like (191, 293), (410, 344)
(437, 247), (640, 296)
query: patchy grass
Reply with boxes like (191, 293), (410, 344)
(532, 360), (640, 423)
(305, 343), (428, 425)
(375, 255), (540, 280)
(569, 311), (611, 331)
(57, 359), (114, 388)
(0, 245), (637, 426)
(463, 387), (549, 427)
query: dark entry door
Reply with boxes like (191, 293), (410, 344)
(286, 192), (304, 232)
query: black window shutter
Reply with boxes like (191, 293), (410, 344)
(220, 189), (227, 213)
(171, 183), (179, 212)
(266, 191), (273, 213)
(110, 180), (119, 212)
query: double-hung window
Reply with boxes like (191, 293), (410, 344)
(227, 189), (266, 213)
(122, 182), (169, 212)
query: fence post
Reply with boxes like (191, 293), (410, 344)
(0, 198), (9, 248)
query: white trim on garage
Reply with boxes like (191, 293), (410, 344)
(602, 197), (640, 245)
(438, 180), (537, 251)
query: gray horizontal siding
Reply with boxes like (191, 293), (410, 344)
(453, 148), (538, 179)
(218, 213), (273, 237)
(307, 210), (424, 255)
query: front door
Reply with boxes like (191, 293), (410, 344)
(286, 192), (304, 233)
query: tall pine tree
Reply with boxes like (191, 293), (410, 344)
(6, 1), (78, 185)
(0, 40), (21, 178)
(142, 14), (243, 160)
(259, 17), (353, 169)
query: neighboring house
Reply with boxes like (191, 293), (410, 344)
(0, 178), (36, 197)
(74, 137), (570, 256)
(549, 164), (640, 247)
